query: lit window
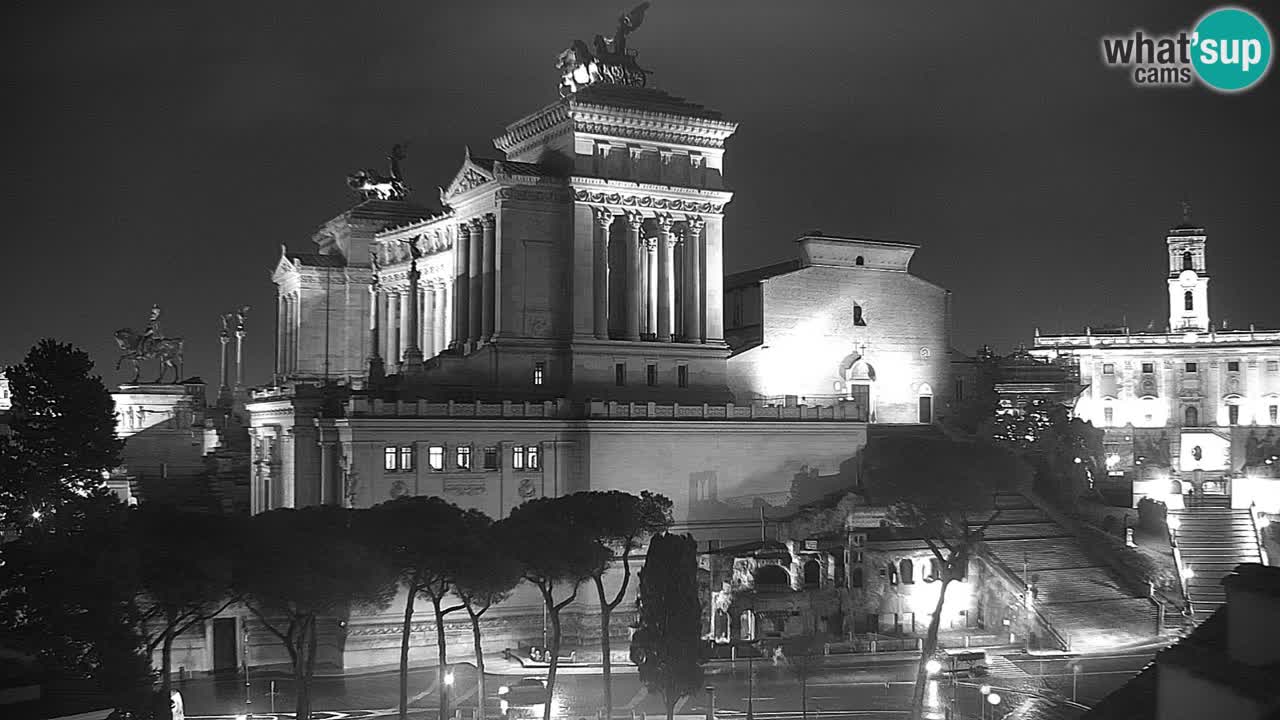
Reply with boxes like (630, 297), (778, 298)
(1185, 362), (1198, 373)
(398, 446), (414, 471)
(513, 446), (525, 470)
(678, 365), (689, 388)
(384, 447), (397, 471)
(1102, 363), (1114, 375)
(526, 445), (540, 470)
(483, 447), (499, 470)
(456, 445), (472, 470)
(428, 445), (444, 471)
(647, 364), (657, 387)
(533, 361), (545, 386)
(615, 363), (626, 386)
(513, 445), (541, 471)
(1228, 361), (1240, 372)
(1141, 362), (1154, 374)
(1103, 407), (1114, 425)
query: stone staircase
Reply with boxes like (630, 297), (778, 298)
(1169, 505), (1263, 622)
(979, 493), (1160, 652)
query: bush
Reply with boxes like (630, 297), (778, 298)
(1137, 498), (1168, 532)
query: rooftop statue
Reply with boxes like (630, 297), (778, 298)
(347, 143), (411, 200)
(558, 2), (652, 96)
(116, 304), (185, 384)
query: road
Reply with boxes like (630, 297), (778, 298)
(177, 649), (1155, 720)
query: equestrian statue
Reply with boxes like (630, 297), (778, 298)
(115, 304), (185, 384)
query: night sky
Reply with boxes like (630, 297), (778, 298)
(4, 1), (1278, 388)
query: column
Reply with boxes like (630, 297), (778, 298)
(682, 217), (704, 342)
(287, 293), (298, 373)
(380, 290), (392, 362)
(427, 283), (437, 356)
(443, 283), (454, 349)
(398, 290), (413, 365)
(403, 257), (423, 369)
(657, 214), (676, 342)
(593, 207), (613, 339)
(433, 285), (447, 356)
(645, 238), (658, 337)
(481, 214), (496, 342)
(453, 223), (471, 349)
(276, 293), (286, 376)
(468, 219), (483, 344)
(624, 211), (643, 341)
(388, 291), (401, 364)
(702, 215), (725, 343)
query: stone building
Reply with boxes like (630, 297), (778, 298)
(237, 22), (951, 672)
(1032, 213), (1280, 514)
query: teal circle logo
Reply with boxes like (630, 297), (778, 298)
(1192, 7), (1273, 92)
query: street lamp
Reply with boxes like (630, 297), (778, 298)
(979, 685), (992, 720)
(925, 658), (942, 676)
(704, 686), (716, 720)
(442, 666), (455, 720)
(987, 692), (1001, 720)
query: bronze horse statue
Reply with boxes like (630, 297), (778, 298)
(115, 328), (184, 384)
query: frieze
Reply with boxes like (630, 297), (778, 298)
(573, 190), (723, 214)
(496, 187), (572, 204)
(452, 169), (490, 196)
(573, 120), (730, 149)
(444, 478), (487, 496)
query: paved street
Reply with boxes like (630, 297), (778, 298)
(175, 648), (1155, 720)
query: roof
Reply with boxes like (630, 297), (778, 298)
(726, 260), (802, 289)
(339, 198), (434, 225)
(288, 252), (346, 268)
(570, 84), (727, 121)
(470, 157), (565, 179)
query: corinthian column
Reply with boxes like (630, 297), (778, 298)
(481, 214), (496, 342)
(656, 214), (676, 342)
(624, 211), (643, 341)
(433, 284), (447, 355)
(645, 237), (658, 337)
(452, 223), (470, 350)
(402, 252), (424, 371)
(593, 207), (613, 339)
(468, 218), (483, 345)
(387, 291), (401, 364)
(682, 216), (705, 343)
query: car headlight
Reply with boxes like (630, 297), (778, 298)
(498, 686), (510, 695)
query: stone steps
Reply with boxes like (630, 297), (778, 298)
(1027, 567), (1133, 604)
(985, 537), (1099, 572)
(1169, 507), (1263, 622)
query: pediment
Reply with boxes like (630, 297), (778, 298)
(442, 149), (495, 202)
(271, 246), (298, 283)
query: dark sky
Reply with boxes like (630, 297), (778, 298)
(4, 1), (1278, 388)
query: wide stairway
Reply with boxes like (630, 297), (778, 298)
(978, 493), (1160, 652)
(1169, 503), (1263, 623)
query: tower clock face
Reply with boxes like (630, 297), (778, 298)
(1179, 269), (1198, 287)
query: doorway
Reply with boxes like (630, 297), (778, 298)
(212, 617), (238, 674)
(918, 395), (933, 423)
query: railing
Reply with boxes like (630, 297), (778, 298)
(347, 398), (570, 418)
(981, 553), (1071, 652)
(587, 400), (868, 421)
(1250, 503), (1270, 566)
(1168, 518), (1194, 619)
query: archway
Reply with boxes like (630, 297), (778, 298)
(899, 558), (915, 584)
(838, 352), (877, 420)
(803, 559), (821, 587)
(917, 383), (934, 424)
(1185, 405), (1199, 427)
(754, 564), (790, 588)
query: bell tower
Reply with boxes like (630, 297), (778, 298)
(1167, 202), (1209, 332)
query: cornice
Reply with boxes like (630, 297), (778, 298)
(494, 101), (572, 155)
(569, 104), (737, 150)
(570, 178), (731, 216)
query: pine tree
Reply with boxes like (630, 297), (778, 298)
(632, 533), (704, 720)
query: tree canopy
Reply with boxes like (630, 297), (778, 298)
(0, 339), (122, 528)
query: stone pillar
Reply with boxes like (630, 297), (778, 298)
(367, 285), (384, 383)
(285, 294), (296, 373)
(433, 285), (447, 356)
(276, 294), (286, 377)
(645, 238), (658, 337)
(402, 257), (424, 371)
(702, 215), (725, 343)
(468, 218), (483, 345)
(443, 283), (453, 350)
(387, 291), (401, 365)
(656, 214), (676, 342)
(682, 217), (704, 342)
(453, 223), (471, 350)
(235, 329), (246, 389)
(624, 211), (643, 341)
(593, 207), (613, 340)
(218, 331), (230, 393)
(398, 290), (414, 367)
(421, 286), (434, 358)
(481, 214), (496, 342)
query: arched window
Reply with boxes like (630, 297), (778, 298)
(1185, 405), (1199, 427)
(803, 559), (821, 587)
(1183, 251), (1193, 270)
(899, 559), (915, 584)
(754, 564), (790, 588)
(851, 566), (864, 588)
(853, 305), (866, 326)
(1185, 291), (1194, 311)
(925, 558), (941, 582)
(855, 255), (865, 266)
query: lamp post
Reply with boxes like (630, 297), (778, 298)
(443, 666), (455, 720)
(746, 653), (754, 720)
(986, 692), (1001, 720)
(979, 685), (992, 720)
(704, 686), (715, 720)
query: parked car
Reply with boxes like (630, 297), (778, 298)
(932, 648), (989, 678)
(498, 677), (553, 718)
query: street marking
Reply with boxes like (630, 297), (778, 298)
(673, 695), (690, 712)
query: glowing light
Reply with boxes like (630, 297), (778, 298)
(1106, 453), (1121, 469)
(924, 679), (941, 709)
(444, 670), (455, 686)
(235, 715), (248, 720)
(925, 659), (942, 675)
(498, 686), (510, 696)
(1184, 566), (1195, 580)
(987, 693), (1002, 706)
(1073, 457), (1082, 464)
(1167, 516), (1181, 532)
(979, 685), (992, 695)
(30, 510), (41, 520)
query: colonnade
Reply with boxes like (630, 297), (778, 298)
(592, 209), (708, 343)
(371, 282), (454, 367)
(276, 291), (300, 375)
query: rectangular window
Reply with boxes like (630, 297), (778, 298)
(456, 445), (472, 470)
(533, 361), (545, 386)
(1103, 407), (1114, 425)
(1228, 361), (1240, 372)
(1229, 405), (1240, 425)
(1141, 362), (1155, 374)
(1185, 362), (1198, 373)
(398, 446), (414, 471)
(512, 445), (541, 471)
(954, 378), (965, 403)
(428, 445), (445, 471)
(1269, 361), (1279, 372)
(527, 444), (540, 470)
(384, 447), (397, 472)
(483, 447), (499, 470)
(1102, 363), (1115, 375)
(678, 365), (689, 388)
(513, 446), (525, 470)
(646, 364), (657, 387)
(615, 363), (626, 386)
